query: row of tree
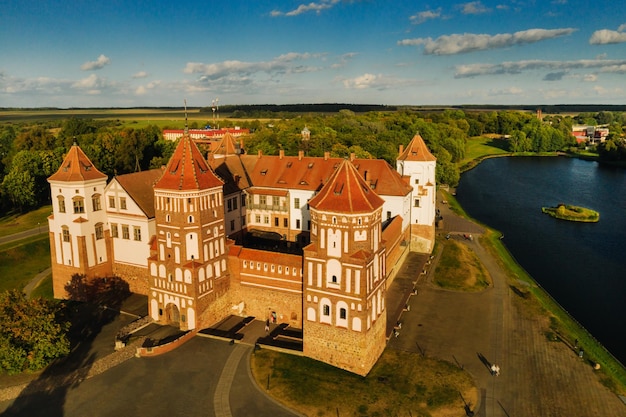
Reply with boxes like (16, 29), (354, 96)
(2, 109), (625, 215)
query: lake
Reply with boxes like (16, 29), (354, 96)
(455, 156), (626, 365)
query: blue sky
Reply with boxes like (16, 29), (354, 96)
(1, 0), (625, 108)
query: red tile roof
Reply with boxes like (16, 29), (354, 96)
(115, 168), (165, 218)
(398, 133), (436, 162)
(48, 144), (107, 182)
(308, 159), (385, 213)
(154, 134), (224, 191)
(238, 154), (411, 197)
(210, 132), (241, 156)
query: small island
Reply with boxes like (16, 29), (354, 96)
(542, 204), (599, 223)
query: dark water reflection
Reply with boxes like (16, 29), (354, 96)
(456, 156), (626, 364)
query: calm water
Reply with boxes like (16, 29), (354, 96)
(456, 157), (626, 364)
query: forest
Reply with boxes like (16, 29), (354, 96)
(1, 108), (625, 215)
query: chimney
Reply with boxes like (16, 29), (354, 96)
(324, 151), (329, 160)
(258, 150), (263, 158)
(279, 149), (285, 159)
(364, 170), (368, 181)
(234, 174), (240, 185)
(298, 150), (304, 160)
(399, 144), (404, 154)
(350, 153), (355, 162)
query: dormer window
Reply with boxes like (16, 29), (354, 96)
(261, 169), (268, 175)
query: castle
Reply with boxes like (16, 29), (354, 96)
(47, 129), (436, 375)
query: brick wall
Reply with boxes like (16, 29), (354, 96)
(303, 314), (386, 376)
(230, 282), (302, 327)
(410, 223), (435, 253)
(112, 262), (150, 295)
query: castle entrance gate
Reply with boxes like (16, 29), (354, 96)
(165, 303), (180, 326)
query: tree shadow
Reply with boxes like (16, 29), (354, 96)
(1, 274), (130, 417)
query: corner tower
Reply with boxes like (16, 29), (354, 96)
(149, 134), (229, 331)
(303, 160), (387, 376)
(396, 133), (436, 252)
(47, 144), (112, 298)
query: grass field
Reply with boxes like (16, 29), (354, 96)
(435, 237), (491, 291)
(0, 206), (52, 238)
(0, 237), (50, 293)
(251, 347), (476, 417)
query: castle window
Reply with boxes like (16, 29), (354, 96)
(285, 267), (289, 274)
(120, 197), (127, 210)
(95, 223), (104, 240)
(323, 305), (330, 316)
(294, 198), (300, 209)
(241, 194), (246, 207)
(122, 225), (130, 240)
(271, 265), (275, 272)
(166, 214), (171, 222)
(331, 275), (338, 283)
(263, 216), (269, 224)
(340, 308), (347, 320)
(255, 215), (261, 223)
(111, 223), (119, 238)
(274, 217), (279, 227)
(227, 199), (232, 212)
(133, 227), (141, 241)
(273, 196), (279, 207)
(283, 218), (288, 227)
(230, 220), (235, 231)
(358, 218), (363, 225)
(188, 215), (194, 223)
(58, 196), (66, 213)
(92, 194), (102, 211)
(278, 266), (282, 273)
(296, 219), (301, 229)
(414, 199), (420, 207)
(232, 197), (238, 210)
(62, 227), (70, 242)
(332, 216), (337, 224)
(72, 197), (85, 214)
(260, 195), (267, 206)
(109, 196), (115, 209)
(414, 178), (419, 185)
(243, 260), (247, 268)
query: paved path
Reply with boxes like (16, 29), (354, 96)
(388, 191), (626, 416)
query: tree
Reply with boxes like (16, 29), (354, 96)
(1, 168), (36, 211)
(0, 290), (70, 374)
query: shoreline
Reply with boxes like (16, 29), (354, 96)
(446, 162), (626, 391)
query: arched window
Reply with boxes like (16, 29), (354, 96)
(72, 196), (85, 214)
(95, 222), (104, 240)
(62, 226), (70, 242)
(57, 195), (66, 213)
(92, 194), (102, 211)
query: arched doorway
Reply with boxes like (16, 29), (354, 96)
(165, 303), (180, 326)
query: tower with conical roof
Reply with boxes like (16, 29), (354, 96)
(396, 133), (436, 252)
(47, 144), (113, 298)
(148, 132), (230, 331)
(303, 160), (387, 375)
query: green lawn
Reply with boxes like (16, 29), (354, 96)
(0, 205), (52, 238)
(0, 237), (51, 292)
(461, 136), (511, 168)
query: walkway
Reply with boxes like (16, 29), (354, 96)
(387, 190), (626, 416)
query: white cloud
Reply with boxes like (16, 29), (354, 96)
(399, 28), (576, 55)
(457, 1), (490, 15)
(583, 74), (598, 82)
(342, 73), (414, 90)
(80, 54), (111, 71)
(183, 53), (325, 81)
(133, 71), (149, 79)
(271, 0), (340, 17)
(589, 29), (626, 45)
(410, 9), (442, 25)
(618, 23), (626, 32)
(454, 58), (626, 78)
